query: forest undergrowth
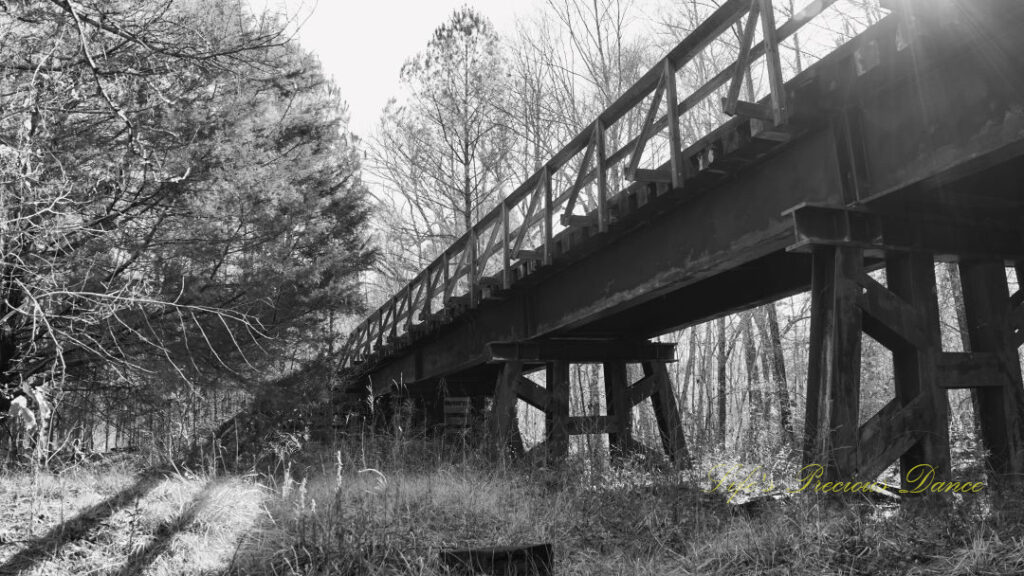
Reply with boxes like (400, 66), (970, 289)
(2, 429), (1023, 576)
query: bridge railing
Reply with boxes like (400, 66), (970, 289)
(342, 0), (845, 369)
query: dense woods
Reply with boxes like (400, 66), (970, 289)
(1, 0), (373, 460)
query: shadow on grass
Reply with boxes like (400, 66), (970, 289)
(113, 482), (216, 576)
(0, 473), (163, 575)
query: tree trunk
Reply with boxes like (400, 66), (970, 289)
(741, 312), (761, 447)
(717, 316), (727, 445)
(943, 262), (985, 443)
(756, 303), (795, 445)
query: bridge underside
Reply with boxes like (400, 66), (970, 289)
(349, 1), (1024, 479)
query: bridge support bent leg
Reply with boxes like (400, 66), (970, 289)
(803, 246), (952, 484)
(803, 246), (863, 479)
(546, 361), (570, 463)
(642, 361), (690, 468)
(603, 361), (633, 459)
(491, 361), (524, 458)
(886, 252), (949, 489)
(959, 260), (1024, 478)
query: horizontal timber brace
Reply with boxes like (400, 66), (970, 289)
(486, 339), (676, 363)
(936, 353), (1006, 389)
(786, 204), (1024, 259)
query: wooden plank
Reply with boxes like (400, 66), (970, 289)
(643, 361), (690, 467)
(440, 543), (553, 576)
(627, 374), (658, 406)
(628, 168), (673, 183)
(724, 0), (761, 115)
(546, 361), (570, 461)
(856, 396), (926, 482)
(959, 260), (1024, 476)
(936, 353), (1005, 389)
(729, 100), (774, 121)
(563, 214), (593, 228)
(855, 271), (929, 351)
(604, 361), (633, 454)
(515, 249), (543, 262)
(517, 376), (550, 412)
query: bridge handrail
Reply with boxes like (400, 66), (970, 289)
(342, 0), (841, 369)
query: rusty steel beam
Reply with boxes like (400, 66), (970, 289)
(787, 205), (1024, 259)
(486, 340), (675, 363)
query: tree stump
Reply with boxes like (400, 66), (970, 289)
(439, 543), (553, 575)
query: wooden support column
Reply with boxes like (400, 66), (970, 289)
(803, 246), (863, 480)
(802, 246), (831, 466)
(603, 361), (633, 457)
(885, 252), (950, 486)
(642, 361), (690, 467)
(546, 361), (570, 462)
(491, 361), (524, 457)
(959, 260), (1024, 477)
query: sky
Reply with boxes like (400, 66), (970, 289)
(250, 0), (538, 140)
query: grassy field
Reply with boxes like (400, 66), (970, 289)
(2, 435), (1023, 575)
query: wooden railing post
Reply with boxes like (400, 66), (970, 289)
(542, 167), (553, 265)
(375, 309), (384, 352)
(388, 299), (398, 340)
(363, 324), (370, 358)
(404, 286), (413, 334)
(502, 201), (511, 289)
(469, 228), (478, 306)
(663, 58), (684, 188)
(595, 120), (609, 233)
(757, 0), (788, 125)
(424, 266), (434, 320)
(442, 251), (451, 306)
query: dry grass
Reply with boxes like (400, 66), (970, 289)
(0, 461), (264, 575)
(2, 437), (1023, 575)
